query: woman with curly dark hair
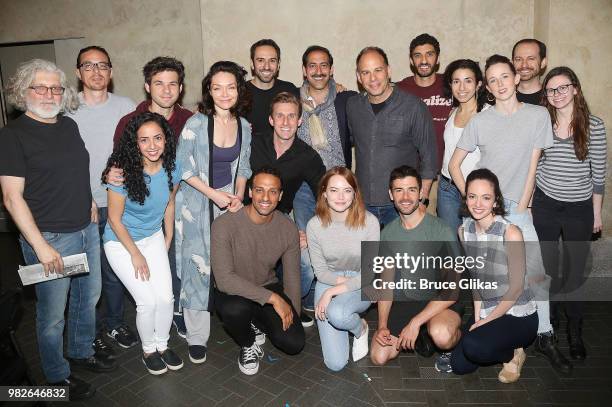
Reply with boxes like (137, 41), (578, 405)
(437, 59), (488, 231)
(102, 112), (183, 375)
(174, 61), (252, 365)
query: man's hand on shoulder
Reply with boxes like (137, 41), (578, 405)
(268, 292), (294, 331)
(106, 166), (124, 187)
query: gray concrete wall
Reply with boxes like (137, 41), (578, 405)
(1, 0), (611, 233)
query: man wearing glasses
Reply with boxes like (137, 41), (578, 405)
(512, 39), (548, 105)
(67, 46), (137, 358)
(0, 59), (115, 400)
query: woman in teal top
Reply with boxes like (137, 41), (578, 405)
(102, 112), (182, 375)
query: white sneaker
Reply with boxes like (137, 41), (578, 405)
(352, 319), (369, 362)
(238, 343), (264, 375)
(251, 322), (266, 346)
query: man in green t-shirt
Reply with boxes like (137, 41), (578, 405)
(370, 166), (463, 366)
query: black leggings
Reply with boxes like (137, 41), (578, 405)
(532, 187), (593, 323)
(214, 283), (305, 354)
(450, 312), (538, 375)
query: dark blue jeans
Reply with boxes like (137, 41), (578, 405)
(20, 222), (101, 382)
(96, 207), (127, 331)
(366, 203), (398, 228)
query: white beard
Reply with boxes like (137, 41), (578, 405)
(26, 100), (61, 119)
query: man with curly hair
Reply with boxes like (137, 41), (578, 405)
(0, 59), (115, 400)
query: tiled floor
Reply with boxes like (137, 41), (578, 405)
(2, 233), (612, 407)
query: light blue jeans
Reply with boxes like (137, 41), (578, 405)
(437, 175), (463, 232)
(292, 182), (317, 306)
(504, 199), (553, 334)
(19, 222), (102, 383)
(315, 271), (372, 371)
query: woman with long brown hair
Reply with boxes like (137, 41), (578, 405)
(532, 66), (607, 361)
(306, 167), (379, 371)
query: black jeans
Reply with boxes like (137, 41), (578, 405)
(214, 283), (305, 354)
(450, 312), (538, 375)
(532, 187), (593, 323)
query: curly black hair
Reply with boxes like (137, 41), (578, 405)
(198, 61), (251, 117)
(442, 59), (487, 112)
(102, 112), (176, 205)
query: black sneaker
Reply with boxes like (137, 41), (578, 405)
(300, 312), (314, 328)
(142, 352), (167, 375)
(238, 343), (264, 375)
(534, 331), (573, 375)
(69, 355), (117, 373)
(434, 352), (453, 373)
(107, 325), (139, 349)
(251, 322), (266, 345)
(173, 312), (187, 339)
(188, 345), (207, 364)
(49, 375), (95, 401)
(93, 334), (117, 360)
(160, 348), (184, 370)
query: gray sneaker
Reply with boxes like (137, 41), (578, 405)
(434, 352), (453, 373)
(251, 322), (266, 346)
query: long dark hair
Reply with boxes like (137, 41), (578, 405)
(198, 61), (250, 117)
(542, 66), (590, 161)
(102, 112), (176, 205)
(462, 168), (506, 217)
(443, 59), (486, 112)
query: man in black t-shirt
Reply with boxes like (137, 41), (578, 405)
(246, 39), (300, 138)
(512, 38), (548, 105)
(0, 59), (115, 400)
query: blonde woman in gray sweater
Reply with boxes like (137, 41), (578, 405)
(306, 167), (379, 371)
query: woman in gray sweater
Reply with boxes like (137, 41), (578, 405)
(306, 167), (379, 371)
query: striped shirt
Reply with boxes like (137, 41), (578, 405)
(536, 115), (607, 202)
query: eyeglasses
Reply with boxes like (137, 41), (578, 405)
(28, 86), (65, 95)
(544, 83), (574, 97)
(77, 62), (112, 71)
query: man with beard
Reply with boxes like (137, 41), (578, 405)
(293, 45), (357, 319)
(1, 59), (115, 400)
(512, 39), (548, 105)
(67, 46), (136, 357)
(397, 34), (452, 172)
(211, 167), (305, 375)
(348, 47), (437, 226)
(108, 57), (193, 339)
(369, 166), (462, 366)
(246, 39), (300, 138)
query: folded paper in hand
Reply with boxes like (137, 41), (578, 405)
(18, 253), (90, 286)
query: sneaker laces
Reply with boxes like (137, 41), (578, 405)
(117, 325), (132, 337)
(242, 343), (263, 362)
(94, 337), (110, 351)
(251, 322), (264, 336)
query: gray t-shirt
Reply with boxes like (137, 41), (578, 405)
(66, 93), (135, 207)
(306, 211), (380, 292)
(456, 103), (553, 203)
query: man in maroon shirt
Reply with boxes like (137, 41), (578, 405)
(112, 56), (192, 148)
(109, 56), (193, 338)
(397, 34), (452, 173)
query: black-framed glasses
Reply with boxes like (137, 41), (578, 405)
(78, 62), (112, 71)
(28, 85), (65, 95)
(544, 83), (574, 97)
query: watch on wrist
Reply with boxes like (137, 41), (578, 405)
(420, 198), (430, 207)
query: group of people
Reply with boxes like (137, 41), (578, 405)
(0, 32), (606, 401)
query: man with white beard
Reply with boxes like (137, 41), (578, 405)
(0, 59), (114, 400)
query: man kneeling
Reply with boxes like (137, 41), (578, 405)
(211, 167), (305, 375)
(370, 166), (463, 366)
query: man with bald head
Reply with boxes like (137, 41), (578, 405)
(347, 47), (437, 227)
